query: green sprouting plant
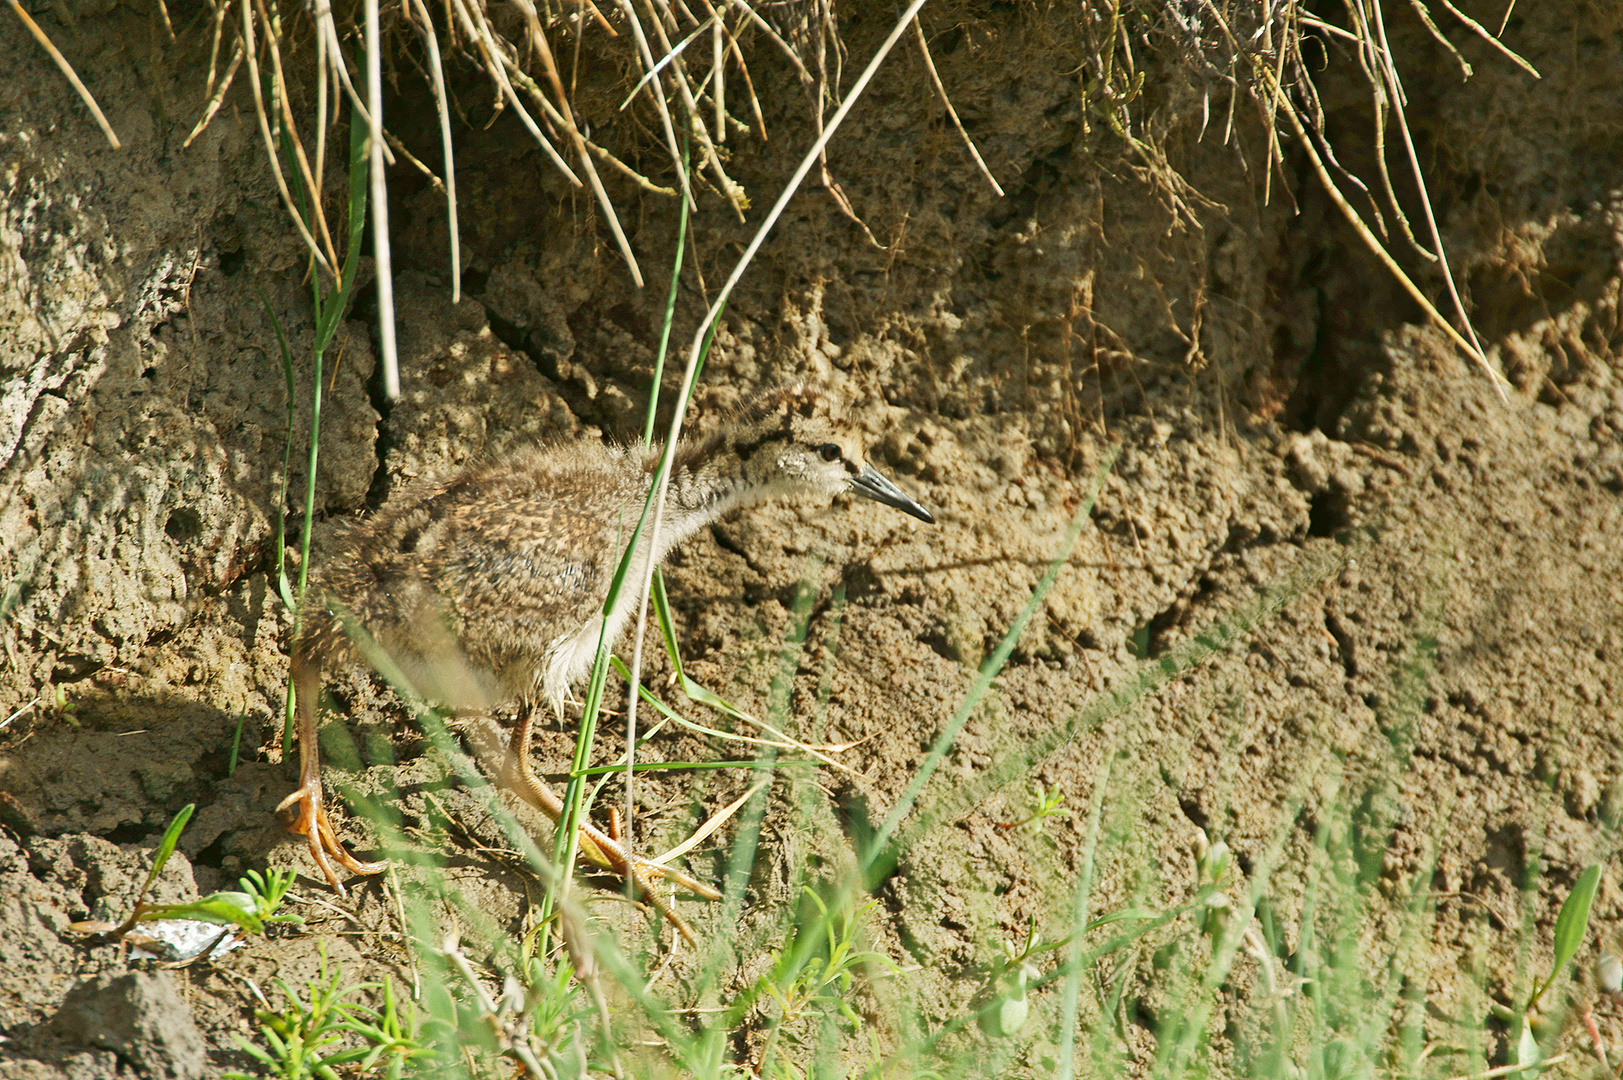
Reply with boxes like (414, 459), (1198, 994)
(977, 958), (1042, 1041)
(1532, 863), (1601, 1014)
(52, 682), (79, 727)
(429, 930), (604, 1076)
(755, 889), (899, 1070)
(131, 866), (304, 938)
(1192, 831), (1236, 940)
(109, 805), (301, 940)
(1494, 862), (1602, 1069)
(521, 956), (594, 1062)
(329, 976), (446, 1080)
(226, 947), (438, 1080)
(998, 782), (1074, 834)
(976, 923), (1054, 1039)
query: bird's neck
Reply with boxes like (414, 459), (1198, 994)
(652, 431), (758, 529)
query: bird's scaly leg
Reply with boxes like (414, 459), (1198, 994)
(277, 656), (387, 893)
(502, 704), (721, 945)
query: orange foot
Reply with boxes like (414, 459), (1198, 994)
(276, 782), (387, 894)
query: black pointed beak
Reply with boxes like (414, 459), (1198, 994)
(850, 463), (935, 524)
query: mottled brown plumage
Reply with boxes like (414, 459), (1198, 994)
(279, 384), (933, 938)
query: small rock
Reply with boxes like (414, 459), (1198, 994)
(45, 971), (207, 1080)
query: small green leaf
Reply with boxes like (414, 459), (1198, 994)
(1551, 864), (1601, 975)
(651, 570), (755, 723)
(152, 805), (193, 877)
(1527, 862), (1602, 1010)
(979, 989), (1028, 1038)
(139, 892), (264, 935)
(1515, 1019), (1540, 1070)
(136, 804), (194, 904)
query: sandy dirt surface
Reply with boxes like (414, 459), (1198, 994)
(3, 0), (1622, 1075)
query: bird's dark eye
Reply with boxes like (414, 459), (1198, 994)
(818, 443), (841, 462)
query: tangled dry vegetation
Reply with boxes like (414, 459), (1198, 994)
(25, 0), (1522, 398)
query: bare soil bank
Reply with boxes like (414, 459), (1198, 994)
(3, 1), (1622, 1074)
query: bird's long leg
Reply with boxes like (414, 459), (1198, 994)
(276, 652), (388, 893)
(501, 703), (721, 945)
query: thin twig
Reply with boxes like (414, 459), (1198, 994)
(440, 936), (547, 1080)
(255, 0), (341, 272)
(648, 780), (769, 864)
(202, 0), (232, 99)
(612, 0), (697, 210)
(1434, 0), (1539, 77)
(712, 12), (724, 141)
(385, 867), (421, 1000)
(1275, 76), (1501, 391)
(634, 0), (742, 215)
(1368, 0), (1495, 390)
(574, 0), (616, 36)
(1404, 0), (1472, 78)
(1496, 0), (1517, 35)
(313, 5), (328, 204)
(409, 0), (461, 303)
(447, 0), (581, 186)
(239, 0), (333, 277)
(912, 16), (1003, 196)
(1368, 93), (1404, 245)
(183, 36), (244, 148)
(381, 130), (441, 185)
(8, 0), (122, 148)
(1438, 1053), (1568, 1080)
(694, 0), (765, 139)
(1297, 11), (1362, 42)
(585, 137), (677, 196)
(618, 14), (712, 110)
(311, 4), (390, 154)
(0, 697), (37, 732)
(365, 0), (400, 399)
(154, 0), (174, 40)
(514, 0), (644, 286)
(1199, 1), (1502, 394)
(1341, 0), (1403, 244)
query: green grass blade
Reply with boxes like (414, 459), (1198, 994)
(1055, 755), (1112, 1078)
(598, 307), (725, 626)
(136, 802), (194, 905)
(1552, 863), (1601, 974)
(651, 568), (755, 722)
(313, 117), (369, 349)
(260, 288), (299, 615)
(552, 310), (724, 924)
(228, 710), (246, 777)
(642, 136), (690, 447)
(1531, 862), (1600, 1008)
(283, 110), (370, 762)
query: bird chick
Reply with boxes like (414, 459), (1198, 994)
(279, 384), (933, 938)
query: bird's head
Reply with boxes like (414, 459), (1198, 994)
(718, 384), (935, 524)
